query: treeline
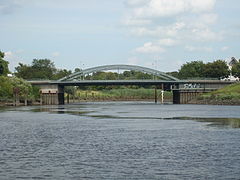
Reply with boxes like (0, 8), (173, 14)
(1, 49), (240, 103)
(15, 59), (72, 80)
(168, 58), (240, 80)
(13, 57), (240, 81)
(13, 59), (159, 80)
(0, 51), (38, 103)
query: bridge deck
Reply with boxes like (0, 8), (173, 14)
(29, 79), (234, 86)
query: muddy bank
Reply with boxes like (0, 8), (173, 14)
(189, 98), (240, 105)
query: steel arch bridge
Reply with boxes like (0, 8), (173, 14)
(58, 64), (179, 81)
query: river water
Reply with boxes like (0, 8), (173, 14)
(0, 102), (240, 180)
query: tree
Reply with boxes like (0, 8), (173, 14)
(0, 76), (33, 101)
(178, 61), (205, 79)
(0, 51), (9, 76)
(15, 59), (57, 80)
(204, 60), (230, 79)
(74, 68), (81, 72)
(232, 59), (240, 78)
(31, 59), (56, 79)
(52, 69), (72, 80)
(14, 63), (33, 79)
(10, 77), (33, 100)
(167, 71), (179, 79)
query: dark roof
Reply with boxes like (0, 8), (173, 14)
(229, 57), (238, 66)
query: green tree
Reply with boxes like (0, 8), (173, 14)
(31, 59), (56, 79)
(178, 61), (205, 79)
(15, 59), (57, 80)
(232, 59), (240, 78)
(204, 60), (230, 79)
(0, 76), (33, 101)
(52, 69), (72, 80)
(14, 63), (33, 79)
(11, 77), (33, 100)
(0, 76), (13, 100)
(0, 51), (9, 76)
(167, 71), (179, 79)
(74, 68), (81, 72)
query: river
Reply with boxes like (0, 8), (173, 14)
(0, 102), (240, 179)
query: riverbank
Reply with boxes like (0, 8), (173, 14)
(0, 88), (173, 106)
(66, 88), (173, 102)
(190, 83), (240, 105)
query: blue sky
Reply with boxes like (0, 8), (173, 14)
(1, 0), (240, 72)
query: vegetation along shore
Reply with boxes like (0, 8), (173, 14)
(1, 50), (240, 106)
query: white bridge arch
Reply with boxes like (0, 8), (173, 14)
(58, 64), (179, 81)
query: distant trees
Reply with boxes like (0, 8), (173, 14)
(15, 59), (71, 80)
(178, 61), (205, 79)
(232, 59), (240, 78)
(52, 69), (72, 80)
(204, 60), (229, 79)
(177, 60), (230, 80)
(0, 51), (9, 76)
(85, 70), (153, 81)
(9, 55), (239, 81)
(0, 76), (35, 101)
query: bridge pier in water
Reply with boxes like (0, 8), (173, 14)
(39, 85), (64, 105)
(173, 89), (215, 104)
(173, 90), (197, 104)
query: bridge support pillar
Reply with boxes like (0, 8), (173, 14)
(154, 86), (157, 104)
(173, 90), (181, 104)
(173, 89), (213, 104)
(172, 90), (201, 104)
(39, 85), (64, 105)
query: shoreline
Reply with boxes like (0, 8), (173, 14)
(1, 99), (240, 106)
(188, 99), (240, 106)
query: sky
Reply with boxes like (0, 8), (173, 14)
(1, 0), (240, 72)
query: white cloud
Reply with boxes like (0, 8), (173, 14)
(52, 52), (60, 57)
(190, 28), (221, 42)
(125, 0), (148, 7)
(185, 45), (213, 52)
(135, 42), (165, 53)
(0, 0), (30, 14)
(124, 0), (221, 54)
(4, 51), (23, 71)
(198, 13), (218, 25)
(158, 38), (177, 46)
(130, 22), (185, 38)
(122, 17), (152, 26)
(127, 56), (141, 65)
(221, 46), (229, 51)
(127, 0), (216, 18)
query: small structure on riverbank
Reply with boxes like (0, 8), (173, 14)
(223, 57), (239, 81)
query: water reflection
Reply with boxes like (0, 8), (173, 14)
(5, 104), (240, 128)
(170, 117), (240, 128)
(1, 103), (240, 179)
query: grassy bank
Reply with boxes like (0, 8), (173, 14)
(66, 88), (173, 102)
(193, 83), (240, 105)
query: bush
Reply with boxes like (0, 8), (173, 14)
(0, 76), (35, 101)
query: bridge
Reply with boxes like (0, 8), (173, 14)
(29, 64), (234, 105)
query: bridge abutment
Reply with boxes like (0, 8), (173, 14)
(173, 90), (201, 104)
(39, 85), (64, 105)
(173, 89), (215, 104)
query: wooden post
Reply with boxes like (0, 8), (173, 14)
(154, 86), (157, 104)
(67, 93), (70, 104)
(40, 92), (43, 105)
(161, 90), (164, 104)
